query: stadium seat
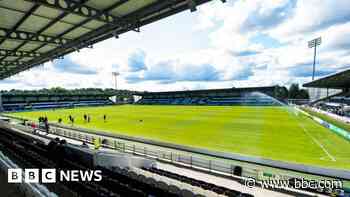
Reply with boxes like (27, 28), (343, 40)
(136, 91), (280, 106)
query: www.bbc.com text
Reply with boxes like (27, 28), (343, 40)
(244, 178), (343, 190)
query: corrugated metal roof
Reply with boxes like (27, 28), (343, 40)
(135, 86), (277, 96)
(0, 0), (220, 79)
(303, 68), (350, 89)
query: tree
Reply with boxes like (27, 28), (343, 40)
(288, 83), (309, 99)
(297, 89), (310, 99)
(1, 87), (138, 99)
(288, 83), (300, 99)
(274, 86), (289, 100)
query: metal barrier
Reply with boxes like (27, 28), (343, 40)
(50, 125), (254, 179)
(0, 118), (262, 181)
(46, 125), (350, 195)
(2, 115), (350, 183)
(44, 122), (350, 179)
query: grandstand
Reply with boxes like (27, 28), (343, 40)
(136, 86), (282, 106)
(304, 68), (350, 103)
(0, 91), (115, 111)
(3, 100), (113, 111)
(304, 68), (350, 89)
(0, 0), (349, 196)
(303, 68), (350, 123)
(303, 68), (350, 110)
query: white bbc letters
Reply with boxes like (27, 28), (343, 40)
(8, 169), (22, 183)
(25, 169), (39, 183)
(42, 169), (56, 183)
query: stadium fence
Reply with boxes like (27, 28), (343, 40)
(3, 115), (350, 185)
(49, 122), (350, 180)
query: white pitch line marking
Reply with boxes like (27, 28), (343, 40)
(299, 123), (336, 162)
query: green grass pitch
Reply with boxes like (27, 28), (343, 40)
(9, 105), (350, 170)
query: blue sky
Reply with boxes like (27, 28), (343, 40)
(2, 0), (350, 91)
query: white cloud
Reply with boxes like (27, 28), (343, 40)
(269, 0), (350, 42)
(1, 0), (350, 91)
(193, 0), (350, 87)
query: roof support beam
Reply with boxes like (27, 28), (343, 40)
(0, 28), (70, 45)
(27, 0), (130, 53)
(0, 4), (40, 46)
(0, 0), (221, 79)
(0, 0), (90, 63)
(0, 49), (41, 58)
(0, 4), (94, 31)
(14, 0), (187, 69)
(0, 61), (25, 67)
(25, 0), (122, 24)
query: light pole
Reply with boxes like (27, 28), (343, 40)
(112, 72), (120, 90)
(308, 37), (322, 81)
(112, 72), (120, 104)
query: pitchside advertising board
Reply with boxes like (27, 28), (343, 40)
(312, 116), (350, 141)
(8, 168), (102, 183)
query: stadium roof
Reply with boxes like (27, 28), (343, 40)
(0, 0), (223, 80)
(303, 68), (350, 89)
(136, 86), (277, 96)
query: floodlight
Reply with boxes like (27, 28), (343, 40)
(112, 72), (120, 90)
(308, 37), (322, 80)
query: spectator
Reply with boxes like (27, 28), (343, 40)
(44, 117), (49, 135)
(81, 142), (89, 148)
(31, 122), (37, 134)
(93, 138), (101, 150)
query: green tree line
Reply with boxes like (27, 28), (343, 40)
(0, 87), (137, 96)
(274, 83), (310, 101)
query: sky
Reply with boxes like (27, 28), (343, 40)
(1, 0), (350, 91)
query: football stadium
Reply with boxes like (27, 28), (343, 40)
(8, 88), (350, 170)
(0, 0), (349, 197)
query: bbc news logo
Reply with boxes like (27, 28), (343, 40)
(8, 169), (102, 183)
